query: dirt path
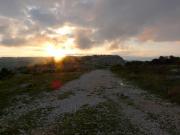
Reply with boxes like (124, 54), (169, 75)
(0, 70), (180, 134)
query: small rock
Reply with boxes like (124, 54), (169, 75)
(19, 83), (32, 88)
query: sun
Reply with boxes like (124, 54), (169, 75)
(45, 44), (66, 62)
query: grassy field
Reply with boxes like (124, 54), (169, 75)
(111, 63), (180, 104)
(0, 71), (83, 114)
(50, 100), (143, 135)
(1, 99), (143, 135)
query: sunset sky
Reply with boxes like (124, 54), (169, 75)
(0, 0), (180, 59)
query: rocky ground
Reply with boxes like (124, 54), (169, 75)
(0, 70), (180, 135)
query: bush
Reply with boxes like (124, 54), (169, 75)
(0, 68), (14, 79)
(111, 59), (180, 104)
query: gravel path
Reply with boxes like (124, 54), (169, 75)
(0, 70), (180, 135)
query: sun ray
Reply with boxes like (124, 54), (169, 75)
(45, 44), (66, 62)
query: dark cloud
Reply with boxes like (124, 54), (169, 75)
(75, 29), (95, 49)
(108, 40), (129, 51)
(93, 0), (180, 42)
(1, 37), (27, 46)
(28, 7), (60, 26)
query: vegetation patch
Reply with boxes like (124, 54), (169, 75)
(111, 57), (180, 104)
(52, 100), (143, 135)
(0, 71), (83, 114)
(1, 108), (53, 135)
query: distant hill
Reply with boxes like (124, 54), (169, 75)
(58, 55), (125, 72)
(0, 55), (125, 70)
(0, 57), (54, 69)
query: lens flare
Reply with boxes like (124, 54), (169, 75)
(45, 44), (66, 61)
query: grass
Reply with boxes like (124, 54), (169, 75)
(1, 108), (54, 135)
(0, 71), (83, 113)
(1, 100), (144, 135)
(53, 100), (143, 135)
(111, 64), (180, 104)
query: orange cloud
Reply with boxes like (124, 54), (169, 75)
(137, 28), (156, 42)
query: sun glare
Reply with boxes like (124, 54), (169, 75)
(45, 44), (66, 62)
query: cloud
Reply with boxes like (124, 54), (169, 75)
(0, 0), (180, 50)
(1, 37), (27, 46)
(28, 7), (60, 26)
(0, 16), (42, 46)
(137, 28), (156, 42)
(108, 41), (122, 51)
(74, 29), (95, 49)
(93, 0), (180, 42)
(0, 0), (24, 17)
